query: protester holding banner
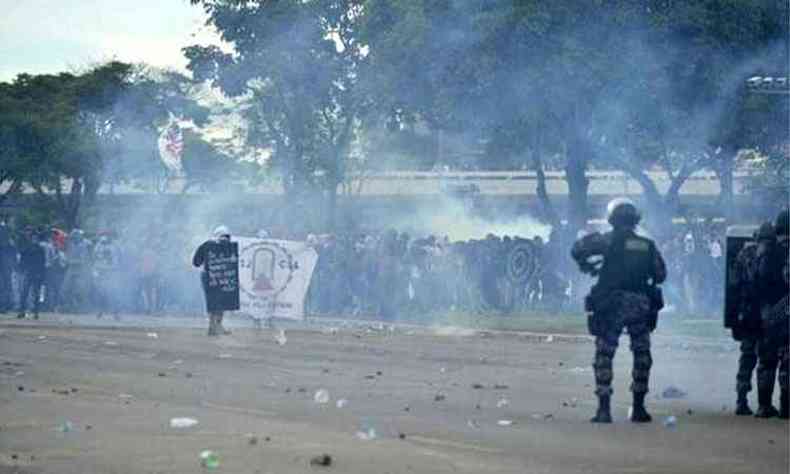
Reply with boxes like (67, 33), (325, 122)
(192, 225), (240, 336)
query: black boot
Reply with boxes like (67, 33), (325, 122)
(755, 387), (778, 418)
(590, 395), (612, 423)
(780, 390), (788, 419)
(630, 392), (652, 423)
(735, 393), (753, 416)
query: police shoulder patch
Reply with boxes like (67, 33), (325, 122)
(625, 239), (649, 252)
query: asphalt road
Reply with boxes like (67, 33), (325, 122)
(0, 315), (787, 474)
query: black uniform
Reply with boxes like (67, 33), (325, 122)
(730, 241), (762, 412)
(755, 234), (789, 418)
(572, 227), (666, 422)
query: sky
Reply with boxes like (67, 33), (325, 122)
(0, 0), (219, 81)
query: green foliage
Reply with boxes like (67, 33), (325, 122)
(358, 0), (788, 225)
(186, 0), (370, 205)
(180, 129), (245, 191)
(0, 62), (211, 227)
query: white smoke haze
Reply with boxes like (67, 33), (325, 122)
(394, 195), (550, 242)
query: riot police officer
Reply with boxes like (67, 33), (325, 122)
(754, 210), (789, 418)
(571, 199), (666, 423)
(729, 223), (775, 415)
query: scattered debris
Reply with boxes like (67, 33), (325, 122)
(170, 417), (199, 429)
(662, 386), (687, 399)
(562, 398), (578, 408)
(275, 329), (287, 346)
(314, 389), (330, 404)
(355, 427), (377, 441)
(310, 454), (333, 467)
(663, 415), (678, 429)
(58, 421), (74, 433)
(200, 450), (220, 470)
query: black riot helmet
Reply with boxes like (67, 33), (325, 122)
(757, 222), (776, 241)
(606, 198), (641, 229)
(775, 210), (789, 237)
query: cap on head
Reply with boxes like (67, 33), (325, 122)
(775, 210), (789, 237)
(213, 225), (231, 239)
(606, 198), (641, 228)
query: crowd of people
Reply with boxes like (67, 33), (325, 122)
(0, 221), (205, 319)
(306, 230), (569, 319)
(306, 224), (730, 320)
(0, 217), (731, 321)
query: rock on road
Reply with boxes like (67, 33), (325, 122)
(0, 318), (787, 474)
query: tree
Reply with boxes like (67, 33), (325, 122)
(360, 0), (655, 232)
(181, 128), (246, 192)
(359, 0), (788, 233)
(0, 62), (210, 228)
(593, 0), (789, 229)
(185, 0), (370, 231)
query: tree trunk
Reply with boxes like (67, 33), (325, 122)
(715, 158), (734, 221)
(565, 136), (589, 235)
(533, 154), (559, 228)
(326, 180), (339, 232)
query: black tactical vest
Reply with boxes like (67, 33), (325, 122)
(597, 230), (654, 294)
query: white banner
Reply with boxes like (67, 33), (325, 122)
(235, 237), (318, 321)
